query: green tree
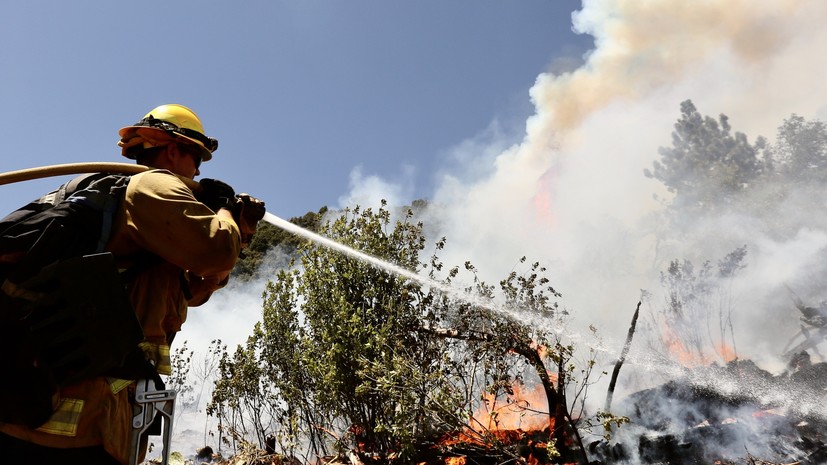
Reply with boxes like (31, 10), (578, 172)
(646, 102), (827, 244)
(212, 202), (450, 460)
(645, 100), (767, 213)
(773, 114), (827, 182)
(210, 202), (604, 463)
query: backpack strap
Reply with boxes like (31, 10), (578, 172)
(62, 174), (131, 253)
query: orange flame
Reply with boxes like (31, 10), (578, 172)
(716, 342), (737, 363)
(532, 169), (558, 230)
(660, 321), (737, 367)
(471, 383), (551, 433)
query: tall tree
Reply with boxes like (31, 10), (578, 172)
(645, 100), (766, 213)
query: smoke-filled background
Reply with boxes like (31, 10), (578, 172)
(166, 0), (827, 456)
(428, 0), (827, 363)
(343, 0), (827, 370)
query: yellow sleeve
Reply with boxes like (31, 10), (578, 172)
(184, 270), (229, 307)
(122, 170), (241, 276)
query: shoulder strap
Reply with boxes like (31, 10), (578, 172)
(62, 173), (131, 253)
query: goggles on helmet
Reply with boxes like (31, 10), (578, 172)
(134, 116), (218, 152)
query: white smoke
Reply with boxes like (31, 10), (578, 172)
(337, 164), (417, 211)
(416, 0), (827, 354)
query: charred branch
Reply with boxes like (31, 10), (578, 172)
(605, 301), (641, 412)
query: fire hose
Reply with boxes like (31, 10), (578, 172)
(0, 164), (433, 291)
(0, 162), (200, 190)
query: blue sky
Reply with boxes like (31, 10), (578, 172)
(0, 1), (591, 219)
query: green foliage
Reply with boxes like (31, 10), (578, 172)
(208, 333), (277, 450)
(209, 202), (612, 463)
(645, 100), (767, 213)
(282, 202), (443, 456)
(232, 207), (328, 280)
(592, 411), (630, 441)
(210, 202), (603, 462)
(213, 202), (454, 459)
(773, 114), (827, 182)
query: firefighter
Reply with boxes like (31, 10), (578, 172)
(0, 104), (265, 464)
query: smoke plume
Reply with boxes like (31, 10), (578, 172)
(417, 0), (827, 347)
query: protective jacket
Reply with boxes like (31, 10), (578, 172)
(0, 170), (241, 464)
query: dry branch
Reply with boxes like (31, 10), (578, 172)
(604, 301), (641, 412)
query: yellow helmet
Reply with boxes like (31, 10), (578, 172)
(118, 104), (218, 161)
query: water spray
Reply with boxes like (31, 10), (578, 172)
(260, 212), (542, 322)
(261, 212), (431, 282)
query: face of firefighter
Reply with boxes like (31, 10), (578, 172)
(165, 143), (202, 179)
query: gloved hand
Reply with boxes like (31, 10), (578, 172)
(196, 178), (236, 213)
(232, 194), (266, 247)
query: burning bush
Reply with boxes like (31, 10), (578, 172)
(208, 202), (606, 464)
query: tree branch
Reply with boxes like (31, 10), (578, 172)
(605, 301), (641, 412)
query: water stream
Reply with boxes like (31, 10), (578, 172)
(262, 212), (501, 313)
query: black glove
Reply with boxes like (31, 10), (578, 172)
(197, 178), (236, 213)
(232, 194), (266, 246)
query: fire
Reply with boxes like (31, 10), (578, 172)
(660, 322), (704, 366)
(436, 382), (553, 447)
(532, 169), (558, 230)
(660, 321), (737, 367)
(471, 382), (551, 433)
(430, 382), (563, 465)
(664, 334), (700, 367)
(716, 342), (737, 363)
(433, 346), (558, 462)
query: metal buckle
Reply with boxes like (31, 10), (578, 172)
(129, 378), (177, 465)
